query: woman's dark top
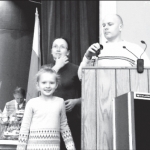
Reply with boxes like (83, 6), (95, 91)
(52, 62), (81, 122)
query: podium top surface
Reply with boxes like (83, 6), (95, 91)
(82, 67), (150, 69)
(82, 66), (150, 96)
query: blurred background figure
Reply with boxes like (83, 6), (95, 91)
(2, 87), (26, 121)
(0, 87), (26, 140)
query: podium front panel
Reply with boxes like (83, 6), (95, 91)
(97, 69), (115, 149)
(82, 69), (97, 149)
(82, 68), (150, 150)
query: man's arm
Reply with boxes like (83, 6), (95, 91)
(78, 43), (100, 80)
(78, 56), (91, 80)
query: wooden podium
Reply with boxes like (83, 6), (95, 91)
(81, 67), (150, 150)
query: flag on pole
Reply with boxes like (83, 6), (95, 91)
(26, 8), (41, 102)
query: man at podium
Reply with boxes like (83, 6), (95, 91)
(78, 14), (150, 79)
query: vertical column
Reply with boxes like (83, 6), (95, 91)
(82, 68), (97, 149)
(97, 69), (116, 149)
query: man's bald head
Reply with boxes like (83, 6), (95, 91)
(103, 14), (123, 25)
(115, 14), (123, 25)
(102, 14), (123, 42)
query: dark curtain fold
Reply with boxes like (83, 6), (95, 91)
(41, 1), (99, 65)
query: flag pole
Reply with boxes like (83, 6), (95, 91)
(26, 7), (41, 102)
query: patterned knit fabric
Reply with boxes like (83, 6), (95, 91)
(17, 128), (75, 150)
(61, 130), (75, 149)
(17, 129), (60, 150)
(17, 131), (29, 150)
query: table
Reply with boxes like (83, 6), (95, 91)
(0, 140), (17, 150)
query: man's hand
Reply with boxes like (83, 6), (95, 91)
(85, 43), (100, 60)
(52, 56), (69, 72)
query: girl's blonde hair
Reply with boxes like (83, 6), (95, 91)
(36, 65), (60, 85)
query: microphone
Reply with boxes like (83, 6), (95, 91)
(137, 59), (144, 73)
(123, 45), (144, 73)
(140, 40), (147, 58)
(96, 44), (103, 57)
(123, 46), (138, 59)
(136, 40), (147, 73)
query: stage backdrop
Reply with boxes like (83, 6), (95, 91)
(41, 1), (99, 65)
(117, 1), (150, 59)
(0, 1), (40, 110)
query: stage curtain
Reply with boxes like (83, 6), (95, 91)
(41, 1), (99, 65)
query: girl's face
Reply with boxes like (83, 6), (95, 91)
(37, 72), (58, 97)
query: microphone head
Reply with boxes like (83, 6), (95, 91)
(123, 46), (126, 49)
(141, 40), (145, 44)
(100, 44), (103, 50)
(95, 44), (103, 57)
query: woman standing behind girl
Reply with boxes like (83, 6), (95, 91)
(17, 65), (76, 150)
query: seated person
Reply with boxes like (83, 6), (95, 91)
(2, 87), (26, 119)
(78, 14), (150, 79)
(1, 87), (26, 140)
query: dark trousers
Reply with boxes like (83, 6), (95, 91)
(61, 119), (81, 150)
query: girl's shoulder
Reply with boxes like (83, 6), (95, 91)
(29, 97), (40, 101)
(27, 97), (40, 104)
(53, 96), (64, 103)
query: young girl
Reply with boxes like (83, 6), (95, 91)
(17, 65), (76, 150)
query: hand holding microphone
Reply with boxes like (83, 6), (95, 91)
(85, 43), (103, 60)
